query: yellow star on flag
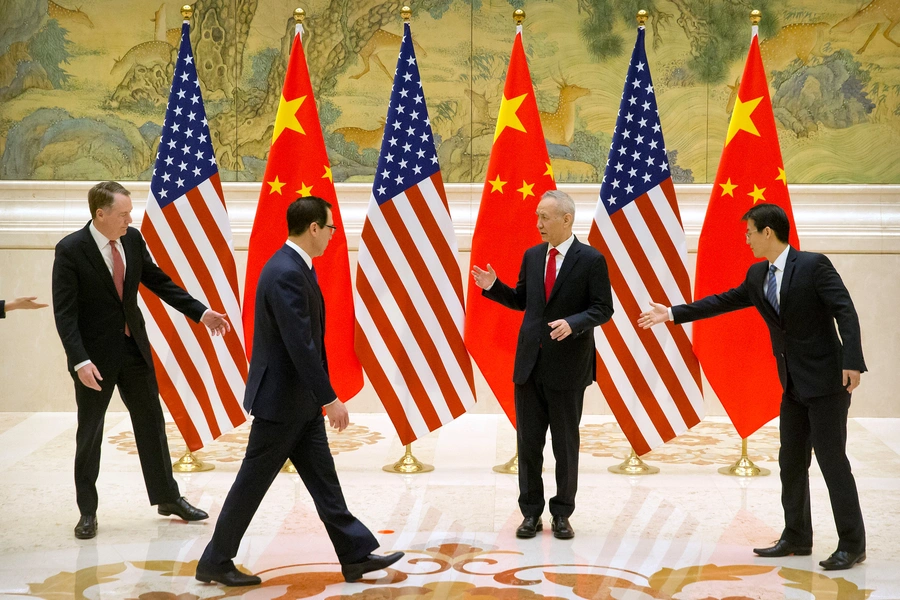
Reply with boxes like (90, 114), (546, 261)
(517, 180), (535, 200)
(273, 94), (306, 143)
(776, 167), (787, 185)
(489, 175), (507, 193)
(544, 162), (554, 178)
(297, 182), (314, 197)
(322, 165), (333, 182)
(719, 178), (737, 197)
(725, 95), (762, 145)
(748, 184), (766, 204)
(267, 176), (286, 195)
(493, 93), (528, 142)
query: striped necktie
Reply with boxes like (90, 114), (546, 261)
(766, 264), (779, 315)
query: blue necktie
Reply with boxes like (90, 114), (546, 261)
(766, 264), (779, 315)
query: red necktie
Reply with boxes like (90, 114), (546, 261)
(545, 247), (559, 301)
(110, 240), (129, 336)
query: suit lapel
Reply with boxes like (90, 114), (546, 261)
(547, 237), (582, 304)
(78, 224), (120, 300)
(779, 246), (799, 316)
(752, 260), (779, 322)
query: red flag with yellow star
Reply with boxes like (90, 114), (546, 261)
(243, 24), (363, 401)
(464, 26), (556, 426)
(694, 26), (799, 438)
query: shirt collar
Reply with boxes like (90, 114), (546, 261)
(771, 245), (790, 272)
(88, 221), (119, 249)
(285, 239), (313, 270)
(549, 233), (576, 256)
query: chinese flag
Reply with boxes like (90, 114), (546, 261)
(464, 28), (556, 426)
(243, 26), (363, 401)
(694, 26), (799, 438)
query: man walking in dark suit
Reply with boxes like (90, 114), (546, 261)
(639, 203), (866, 571)
(52, 181), (231, 539)
(472, 190), (614, 540)
(196, 197), (402, 587)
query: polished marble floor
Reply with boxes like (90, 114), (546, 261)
(1, 412), (898, 599)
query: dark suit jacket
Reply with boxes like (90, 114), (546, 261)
(243, 245), (337, 423)
(52, 222), (206, 374)
(673, 246), (866, 398)
(483, 237), (614, 390)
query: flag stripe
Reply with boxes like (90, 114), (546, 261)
(409, 175), (465, 305)
(150, 345), (203, 449)
(594, 353), (653, 455)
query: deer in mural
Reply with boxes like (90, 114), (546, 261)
(350, 29), (427, 81)
(47, 0), (93, 28)
(538, 74), (590, 147)
(831, 0), (900, 54)
(333, 118), (387, 151)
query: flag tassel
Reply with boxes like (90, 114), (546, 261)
(608, 448), (660, 475)
(382, 444), (434, 474)
(718, 436), (771, 477)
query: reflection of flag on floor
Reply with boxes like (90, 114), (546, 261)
(589, 26), (703, 456)
(141, 20), (247, 451)
(464, 24), (555, 427)
(694, 22), (799, 439)
(242, 21), (362, 402)
(354, 21), (475, 445)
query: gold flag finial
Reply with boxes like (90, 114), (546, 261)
(293, 7), (305, 23)
(750, 9), (761, 25)
(401, 6), (411, 21)
(513, 9), (526, 25)
(181, 4), (193, 20)
(637, 9), (649, 25)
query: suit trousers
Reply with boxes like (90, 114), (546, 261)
(73, 334), (179, 515)
(515, 357), (585, 519)
(200, 413), (378, 571)
(779, 382), (866, 553)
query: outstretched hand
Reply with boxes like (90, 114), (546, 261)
(471, 264), (497, 290)
(637, 302), (671, 329)
(201, 310), (231, 336)
(6, 296), (48, 311)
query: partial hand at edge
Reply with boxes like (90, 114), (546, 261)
(843, 369), (861, 393)
(201, 310), (231, 336)
(637, 301), (671, 329)
(77, 363), (103, 391)
(6, 296), (48, 311)
(325, 399), (349, 432)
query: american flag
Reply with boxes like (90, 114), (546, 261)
(588, 26), (703, 455)
(354, 21), (476, 445)
(140, 21), (247, 451)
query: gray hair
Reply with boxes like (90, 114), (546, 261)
(541, 189), (575, 218)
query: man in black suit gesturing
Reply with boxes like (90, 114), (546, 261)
(639, 203), (866, 571)
(472, 190), (614, 540)
(196, 197), (402, 587)
(52, 181), (231, 539)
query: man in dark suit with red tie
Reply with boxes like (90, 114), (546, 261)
(196, 197), (402, 587)
(52, 181), (231, 539)
(639, 203), (866, 571)
(472, 190), (614, 540)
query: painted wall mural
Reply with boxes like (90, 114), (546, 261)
(1, 0), (898, 185)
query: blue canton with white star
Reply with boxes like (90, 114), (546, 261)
(149, 22), (218, 208)
(600, 27), (669, 216)
(373, 22), (439, 205)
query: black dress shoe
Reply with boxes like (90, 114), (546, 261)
(551, 515), (575, 539)
(341, 552), (404, 582)
(157, 497), (208, 521)
(819, 550), (866, 570)
(753, 539), (813, 557)
(516, 516), (543, 539)
(195, 564), (261, 586)
(74, 515), (97, 539)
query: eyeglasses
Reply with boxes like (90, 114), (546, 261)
(745, 229), (761, 240)
(324, 224), (337, 231)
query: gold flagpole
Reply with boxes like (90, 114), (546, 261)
(493, 451), (518, 474)
(608, 447), (659, 475)
(383, 443), (434, 473)
(718, 437), (770, 476)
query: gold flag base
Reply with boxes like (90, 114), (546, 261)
(383, 444), (434, 474)
(281, 460), (297, 473)
(492, 451), (518, 474)
(718, 438), (770, 477)
(608, 449), (659, 475)
(172, 449), (214, 472)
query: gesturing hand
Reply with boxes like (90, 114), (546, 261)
(637, 302), (671, 329)
(201, 310), (231, 336)
(471, 264), (497, 290)
(548, 319), (572, 341)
